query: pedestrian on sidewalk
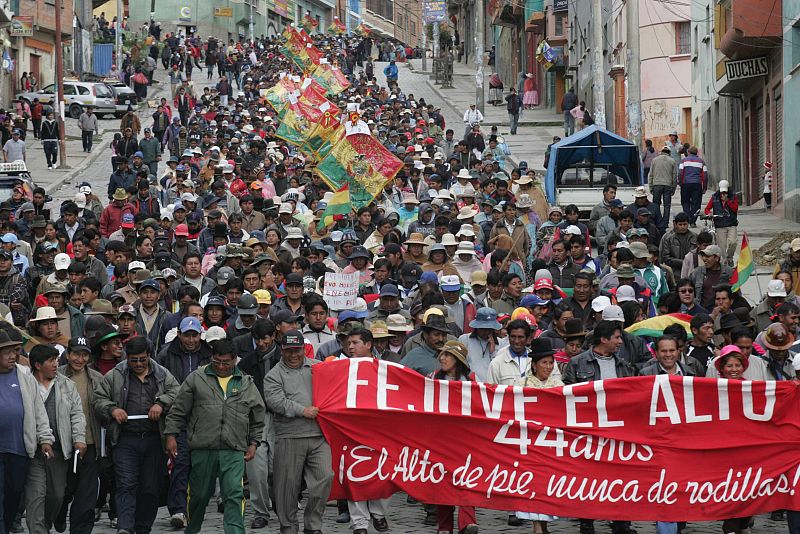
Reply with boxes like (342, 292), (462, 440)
(763, 161), (773, 209)
(678, 146), (707, 226)
(648, 145), (677, 226)
(505, 87), (522, 135)
(30, 98), (43, 139)
(522, 73), (538, 109)
(703, 180), (738, 264)
(561, 88), (578, 136)
(78, 106), (99, 153)
(3, 129), (25, 162)
(462, 104), (483, 139)
(39, 111), (59, 169)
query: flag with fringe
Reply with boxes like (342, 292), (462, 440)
(316, 133), (403, 209)
(328, 17), (346, 35)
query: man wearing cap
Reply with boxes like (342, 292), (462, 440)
(165, 338), (265, 534)
(56, 336), (103, 534)
(399, 314), (451, 375)
(229, 294), (259, 337)
(629, 241), (669, 307)
(0, 246), (29, 325)
(687, 244), (732, 310)
(751, 280), (790, 332)
(368, 283), (411, 322)
(440, 275), (477, 335)
(264, 330), (334, 534)
(134, 278), (168, 353)
(24, 344), (86, 534)
(773, 238), (800, 297)
(271, 273), (305, 320)
(0, 331), (55, 534)
(93, 336), (180, 534)
(156, 315), (212, 527)
(3, 128), (25, 162)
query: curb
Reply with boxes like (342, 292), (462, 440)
(44, 134), (113, 195)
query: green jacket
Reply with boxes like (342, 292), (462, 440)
(164, 364), (265, 452)
(92, 358), (179, 446)
(59, 364), (104, 457)
(138, 136), (161, 164)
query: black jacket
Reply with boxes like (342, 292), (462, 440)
(235, 334), (280, 401)
(562, 349), (638, 384)
(157, 339), (212, 383)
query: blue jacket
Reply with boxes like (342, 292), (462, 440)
(678, 155), (707, 188)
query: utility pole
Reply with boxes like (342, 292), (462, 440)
(55, 0), (68, 168)
(421, 23), (427, 72)
(591, 0), (606, 128)
(115, 0), (122, 70)
(626, 0), (641, 147)
(433, 21), (440, 63)
(474, 0), (484, 112)
(249, 0), (254, 43)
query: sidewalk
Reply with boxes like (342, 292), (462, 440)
(22, 81), (172, 195)
(401, 58), (564, 173)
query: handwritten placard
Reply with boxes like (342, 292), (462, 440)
(323, 272), (359, 310)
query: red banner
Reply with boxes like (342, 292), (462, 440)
(312, 359), (800, 521)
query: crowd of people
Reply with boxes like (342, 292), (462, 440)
(1, 22), (799, 534)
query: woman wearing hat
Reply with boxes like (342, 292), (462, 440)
(536, 207), (563, 260)
(202, 296), (229, 331)
(484, 234), (525, 279)
(342, 245), (374, 287)
(552, 318), (586, 375)
(428, 340), (480, 534)
(422, 243), (459, 278)
(26, 306), (70, 354)
(403, 233), (428, 264)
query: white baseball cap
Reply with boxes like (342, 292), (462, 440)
(54, 253), (71, 271)
(616, 285), (637, 303)
(767, 279), (788, 298)
(591, 295), (611, 313)
(601, 305), (625, 322)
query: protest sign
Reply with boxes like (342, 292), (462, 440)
(322, 272), (359, 310)
(313, 359), (800, 521)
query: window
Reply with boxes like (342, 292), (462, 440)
(675, 21), (691, 55)
(411, 20), (416, 35)
(705, 4), (710, 36)
(77, 85), (90, 95)
(555, 14), (563, 36)
(63, 84), (76, 96)
(793, 24), (800, 68)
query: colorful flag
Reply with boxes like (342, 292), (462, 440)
(311, 62), (351, 96)
(625, 313), (694, 338)
(317, 184), (351, 231)
(354, 22), (371, 37)
(316, 133), (403, 210)
(300, 13), (319, 32)
(328, 17), (346, 35)
(730, 233), (754, 292)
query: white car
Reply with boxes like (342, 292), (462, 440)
(17, 81), (116, 119)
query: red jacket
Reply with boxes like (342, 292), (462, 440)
(99, 202), (135, 238)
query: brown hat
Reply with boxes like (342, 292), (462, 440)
(404, 232), (427, 246)
(369, 320), (394, 339)
(132, 269), (153, 285)
(423, 314), (450, 333)
(439, 340), (469, 367)
(86, 300), (114, 316)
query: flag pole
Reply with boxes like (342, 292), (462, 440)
(746, 232), (764, 302)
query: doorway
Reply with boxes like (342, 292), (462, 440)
(29, 54), (40, 86)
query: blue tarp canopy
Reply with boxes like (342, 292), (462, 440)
(544, 125), (643, 204)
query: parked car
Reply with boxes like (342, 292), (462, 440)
(103, 79), (138, 117)
(16, 80), (116, 119)
(0, 160), (37, 204)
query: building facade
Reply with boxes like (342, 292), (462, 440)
(782, 0), (800, 220)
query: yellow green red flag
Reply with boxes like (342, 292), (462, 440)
(730, 233), (754, 292)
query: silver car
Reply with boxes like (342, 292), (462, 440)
(17, 80), (116, 119)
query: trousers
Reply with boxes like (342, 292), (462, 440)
(113, 432), (164, 534)
(680, 183), (703, 224)
(437, 505), (477, 533)
(651, 185), (674, 230)
(0, 453), (30, 534)
(564, 111), (575, 137)
(43, 141), (58, 167)
(347, 498), (389, 530)
(58, 444), (99, 534)
(245, 411), (273, 520)
(508, 113), (520, 135)
(26, 448), (69, 534)
(185, 449), (245, 534)
(167, 431), (190, 515)
(273, 436), (333, 534)
(81, 130), (93, 152)
(715, 226), (738, 264)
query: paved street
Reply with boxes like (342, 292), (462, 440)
(75, 491), (789, 534)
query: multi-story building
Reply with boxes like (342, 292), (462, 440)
(782, 0), (800, 219)
(11, 0), (74, 101)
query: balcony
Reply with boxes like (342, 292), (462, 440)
(719, 0), (782, 59)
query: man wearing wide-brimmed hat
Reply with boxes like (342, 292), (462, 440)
(399, 313), (450, 375)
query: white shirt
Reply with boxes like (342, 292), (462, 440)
(463, 108), (484, 126)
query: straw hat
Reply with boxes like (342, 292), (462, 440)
(404, 233), (427, 246)
(30, 306), (59, 323)
(369, 320), (394, 339)
(438, 340), (469, 367)
(455, 242), (476, 256)
(456, 206), (479, 220)
(386, 313), (413, 333)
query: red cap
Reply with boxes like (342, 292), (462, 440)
(534, 278), (554, 290)
(424, 137), (435, 145)
(174, 223), (190, 237)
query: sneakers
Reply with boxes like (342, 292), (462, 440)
(170, 513), (187, 529)
(463, 525), (479, 534)
(250, 517), (268, 529)
(424, 511), (438, 526)
(508, 515), (523, 526)
(336, 511), (350, 523)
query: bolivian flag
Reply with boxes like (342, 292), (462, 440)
(311, 62), (351, 96)
(730, 233), (754, 292)
(328, 17), (346, 35)
(316, 133), (403, 209)
(625, 313), (693, 338)
(318, 184), (351, 231)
